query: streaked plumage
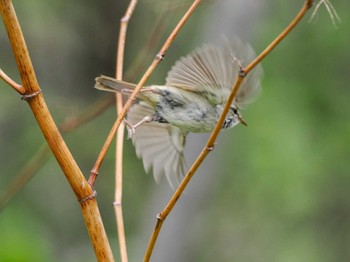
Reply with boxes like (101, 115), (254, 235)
(95, 38), (262, 188)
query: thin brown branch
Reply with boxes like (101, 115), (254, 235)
(88, 0), (202, 186)
(245, 0), (313, 74)
(0, 1), (114, 261)
(0, 68), (25, 94)
(113, 1), (138, 262)
(143, 0), (314, 261)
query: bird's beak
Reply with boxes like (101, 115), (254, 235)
(238, 117), (248, 126)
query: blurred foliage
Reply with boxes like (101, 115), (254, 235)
(0, 0), (349, 261)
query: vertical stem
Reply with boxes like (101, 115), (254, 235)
(113, 1), (138, 262)
(0, 1), (114, 261)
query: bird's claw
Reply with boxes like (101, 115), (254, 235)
(126, 125), (135, 139)
(123, 119), (135, 139)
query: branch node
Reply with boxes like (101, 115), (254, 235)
(21, 89), (42, 101)
(307, 0), (314, 9)
(113, 201), (121, 206)
(129, 96), (137, 103)
(88, 170), (98, 187)
(206, 145), (215, 151)
(79, 190), (97, 203)
(156, 52), (165, 61)
(120, 16), (129, 23)
(156, 213), (165, 221)
(239, 67), (247, 77)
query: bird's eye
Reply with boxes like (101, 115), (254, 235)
(230, 107), (238, 114)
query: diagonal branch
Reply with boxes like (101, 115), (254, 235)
(143, 0), (314, 261)
(88, 0), (202, 186)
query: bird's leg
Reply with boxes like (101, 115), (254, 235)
(124, 115), (154, 139)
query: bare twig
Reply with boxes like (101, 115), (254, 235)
(309, 0), (341, 27)
(0, 1), (114, 260)
(143, 1), (314, 261)
(113, 1), (138, 262)
(88, 0), (202, 187)
(0, 68), (25, 94)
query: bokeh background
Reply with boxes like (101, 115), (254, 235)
(1, 0), (349, 261)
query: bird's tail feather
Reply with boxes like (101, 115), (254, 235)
(95, 75), (136, 94)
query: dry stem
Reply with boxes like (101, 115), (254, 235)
(88, 0), (202, 186)
(0, 1), (114, 260)
(113, 1), (138, 262)
(143, 1), (314, 261)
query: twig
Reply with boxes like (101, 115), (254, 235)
(88, 0), (202, 186)
(0, 1), (114, 261)
(310, 0), (340, 27)
(143, 0), (314, 261)
(113, 1), (138, 262)
(0, 68), (25, 94)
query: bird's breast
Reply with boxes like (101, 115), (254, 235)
(155, 92), (222, 133)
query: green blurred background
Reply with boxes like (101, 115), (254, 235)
(1, 1), (349, 261)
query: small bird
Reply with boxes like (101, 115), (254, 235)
(95, 38), (262, 188)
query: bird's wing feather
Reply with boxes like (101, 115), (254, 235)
(165, 38), (262, 106)
(127, 102), (187, 188)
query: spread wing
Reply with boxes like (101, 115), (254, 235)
(165, 38), (263, 107)
(127, 102), (187, 188)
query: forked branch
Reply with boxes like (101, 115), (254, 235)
(0, 0), (114, 260)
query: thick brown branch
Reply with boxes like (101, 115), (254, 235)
(0, 1), (114, 260)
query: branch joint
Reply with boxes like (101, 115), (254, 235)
(156, 52), (165, 61)
(79, 190), (97, 203)
(239, 67), (247, 78)
(156, 213), (165, 221)
(21, 89), (42, 101)
(307, 0), (314, 9)
(206, 145), (215, 151)
(121, 16), (129, 23)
